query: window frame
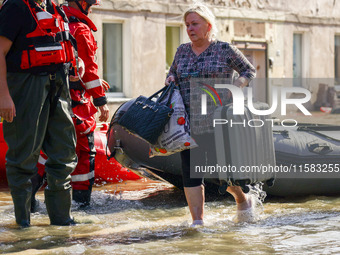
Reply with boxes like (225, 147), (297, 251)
(165, 25), (182, 73)
(292, 32), (310, 87)
(101, 20), (131, 99)
(102, 22), (124, 97)
(335, 34), (340, 84)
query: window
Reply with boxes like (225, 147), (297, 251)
(103, 23), (123, 95)
(293, 34), (302, 87)
(335, 35), (340, 84)
(166, 26), (181, 72)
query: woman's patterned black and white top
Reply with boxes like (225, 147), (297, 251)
(168, 40), (256, 134)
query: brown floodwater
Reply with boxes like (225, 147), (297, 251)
(1, 111), (340, 254)
(1, 178), (340, 255)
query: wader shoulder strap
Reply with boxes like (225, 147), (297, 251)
(46, 0), (54, 14)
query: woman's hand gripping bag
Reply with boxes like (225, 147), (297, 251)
(150, 87), (197, 157)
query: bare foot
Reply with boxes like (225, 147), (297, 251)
(234, 195), (256, 223)
(237, 194), (252, 211)
(190, 220), (204, 228)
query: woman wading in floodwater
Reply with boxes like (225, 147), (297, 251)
(166, 2), (256, 226)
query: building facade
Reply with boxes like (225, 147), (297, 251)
(88, 0), (340, 115)
(2, 0), (340, 115)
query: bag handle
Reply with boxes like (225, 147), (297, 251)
(147, 82), (176, 106)
(158, 82), (176, 106)
(148, 84), (169, 101)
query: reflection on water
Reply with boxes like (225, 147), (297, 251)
(1, 179), (340, 254)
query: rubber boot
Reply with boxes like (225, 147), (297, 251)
(30, 173), (46, 213)
(11, 193), (31, 228)
(72, 188), (92, 209)
(44, 188), (75, 226)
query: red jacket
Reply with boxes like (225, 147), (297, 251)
(63, 6), (107, 108)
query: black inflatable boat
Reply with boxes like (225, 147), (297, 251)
(107, 100), (340, 197)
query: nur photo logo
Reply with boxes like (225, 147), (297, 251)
(199, 82), (223, 114)
(201, 84), (312, 116)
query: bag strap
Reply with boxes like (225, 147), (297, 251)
(147, 82), (176, 106)
(148, 84), (169, 101)
(161, 81), (176, 106)
(46, 0), (54, 14)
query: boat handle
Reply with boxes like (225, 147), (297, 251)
(307, 142), (333, 155)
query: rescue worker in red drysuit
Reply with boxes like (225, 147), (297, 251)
(63, 0), (110, 207)
(0, 0), (79, 227)
(29, 0), (109, 210)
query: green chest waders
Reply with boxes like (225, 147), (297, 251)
(4, 67), (77, 227)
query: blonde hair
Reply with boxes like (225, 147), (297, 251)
(184, 2), (218, 41)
